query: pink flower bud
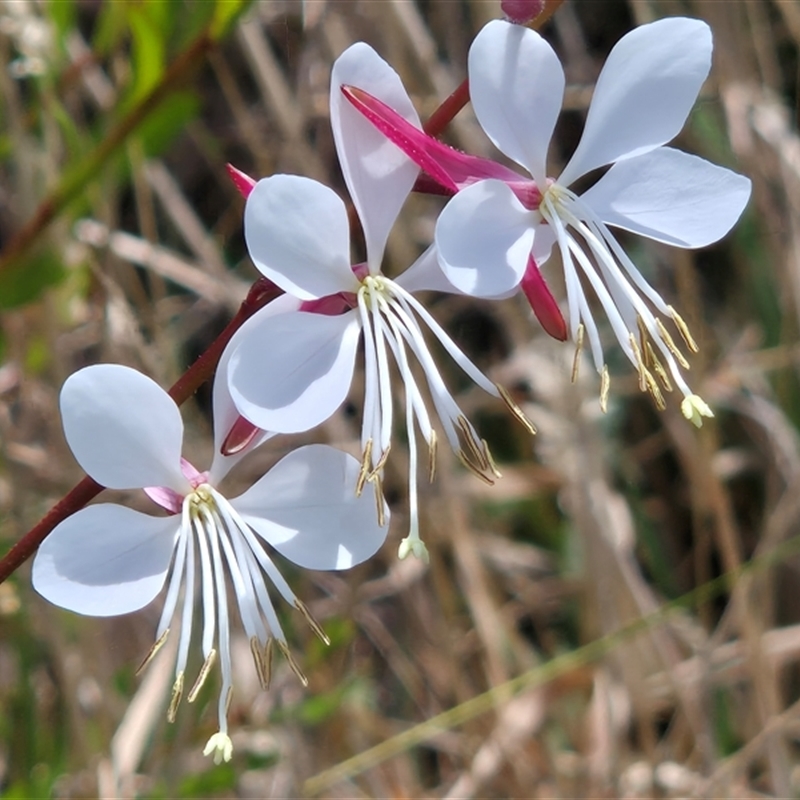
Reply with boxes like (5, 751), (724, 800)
(226, 163), (257, 198)
(501, 0), (545, 25)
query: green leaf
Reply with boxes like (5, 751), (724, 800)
(0, 252), (66, 311)
(127, 2), (168, 104)
(137, 91), (201, 157)
(211, 0), (253, 39)
(47, 0), (76, 41)
(177, 763), (237, 796)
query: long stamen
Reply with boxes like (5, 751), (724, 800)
(277, 639), (308, 687)
(669, 306), (699, 353)
(176, 530), (196, 678)
(356, 439), (373, 497)
(192, 507), (216, 658)
(154, 517), (190, 642)
(386, 297), (468, 451)
(428, 430), (438, 483)
(188, 649), (217, 702)
(496, 384), (537, 435)
(357, 286), (384, 469)
(136, 628), (170, 676)
(656, 319), (691, 369)
(571, 323), (585, 383)
(391, 282), (501, 398)
(546, 200), (605, 371)
(204, 496), (248, 731)
(295, 598), (330, 645)
(367, 280), (394, 458)
(250, 635), (270, 690)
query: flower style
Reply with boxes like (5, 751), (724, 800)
(226, 43), (535, 562)
(345, 19), (752, 424)
(32, 363), (387, 763)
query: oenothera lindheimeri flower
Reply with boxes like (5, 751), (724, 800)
(32, 364), (386, 763)
(226, 43), (536, 563)
(345, 19), (752, 425)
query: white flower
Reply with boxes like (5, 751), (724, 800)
(32, 363), (387, 759)
(435, 18), (752, 419)
(226, 43), (535, 560)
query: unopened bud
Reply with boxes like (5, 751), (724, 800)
(501, 0), (545, 25)
(226, 163), (257, 198)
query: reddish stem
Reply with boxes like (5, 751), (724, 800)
(0, 0), (570, 586)
(423, 80), (470, 138)
(420, 0), (564, 138)
(0, 277), (282, 585)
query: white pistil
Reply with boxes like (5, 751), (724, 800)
(203, 731), (233, 765)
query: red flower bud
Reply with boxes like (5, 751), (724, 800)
(501, 0), (545, 25)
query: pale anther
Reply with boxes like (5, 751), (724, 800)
(669, 306), (699, 353)
(295, 598), (331, 645)
(457, 451), (495, 485)
(250, 636), (270, 690)
(427, 431), (438, 483)
(356, 439), (373, 497)
(571, 323), (585, 383)
(277, 639), (309, 687)
(496, 384), (537, 436)
(136, 627), (169, 676)
(600, 366), (610, 414)
(188, 649), (217, 703)
(168, 672), (184, 724)
(656, 319), (690, 369)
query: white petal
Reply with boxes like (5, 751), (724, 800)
(395, 245), (462, 295)
(228, 310), (361, 433)
(208, 302), (298, 483)
(469, 20), (564, 185)
(331, 42), (420, 271)
(559, 18), (712, 186)
(435, 180), (534, 297)
(580, 147), (752, 247)
(61, 364), (186, 491)
(244, 175), (358, 300)
(233, 444), (388, 570)
(532, 222), (557, 266)
(32, 504), (177, 616)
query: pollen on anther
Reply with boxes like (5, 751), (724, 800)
(168, 671), (184, 723)
(571, 323), (585, 383)
(356, 439), (373, 497)
(496, 384), (537, 436)
(136, 627), (169, 676)
(599, 365), (610, 414)
(250, 636), (270, 690)
(427, 431), (438, 483)
(188, 649), (217, 703)
(277, 639), (309, 687)
(296, 598), (331, 645)
(669, 306), (699, 354)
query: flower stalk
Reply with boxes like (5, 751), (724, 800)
(0, 277), (282, 586)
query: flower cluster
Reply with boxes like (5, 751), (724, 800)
(31, 13), (750, 763)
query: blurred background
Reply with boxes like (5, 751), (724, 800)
(1, 0), (799, 796)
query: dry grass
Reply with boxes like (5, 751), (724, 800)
(1, 0), (800, 797)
